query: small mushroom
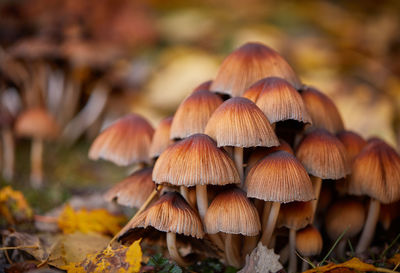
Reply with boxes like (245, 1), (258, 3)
(296, 225), (323, 271)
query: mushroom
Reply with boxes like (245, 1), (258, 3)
(15, 107), (59, 188)
(104, 167), (155, 208)
(152, 133), (240, 251)
(210, 42), (301, 97)
(299, 86), (344, 134)
(325, 199), (365, 259)
(118, 192), (204, 266)
(149, 116), (173, 159)
(205, 97), (278, 182)
(170, 90), (223, 140)
(296, 225), (323, 271)
(379, 201), (400, 231)
(296, 129), (350, 220)
(205, 188), (261, 267)
(245, 151), (314, 248)
(192, 80), (213, 93)
(88, 113), (154, 167)
(277, 201), (314, 273)
(348, 138), (400, 253)
(0, 108), (15, 180)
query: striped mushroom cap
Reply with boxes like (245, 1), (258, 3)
(205, 188), (261, 236)
(89, 113), (154, 166)
(104, 167), (155, 208)
(336, 130), (367, 164)
(243, 77), (311, 124)
(192, 80), (212, 93)
(149, 117), (173, 159)
(205, 97), (279, 148)
(119, 192), (204, 242)
(348, 138), (400, 204)
(210, 42), (301, 97)
(15, 107), (59, 140)
(296, 129), (350, 179)
(245, 151), (314, 203)
(170, 90), (223, 139)
(153, 134), (240, 187)
(300, 86), (344, 133)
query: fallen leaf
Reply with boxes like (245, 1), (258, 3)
(304, 257), (395, 273)
(239, 242), (283, 273)
(57, 205), (126, 236)
(0, 186), (33, 224)
(388, 254), (400, 266)
(61, 239), (142, 273)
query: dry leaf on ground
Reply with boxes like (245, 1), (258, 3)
(239, 242), (283, 273)
(62, 239), (142, 273)
(0, 186), (33, 224)
(304, 257), (396, 273)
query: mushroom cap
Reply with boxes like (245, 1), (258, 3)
(149, 117), (173, 159)
(243, 77), (311, 124)
(296, 225), (323, 257)
(296, 129), (350, 179)
(210, 42), (301, 97)
(192, 80), (213, 93)
(336, 130), (367, 164)
(204, 188), (261, 236)
(246, 139), (294, 174)
(119, 192), (204, 240)
(15, 108), (59, 140)
(348, 138), (400, 203)
(153, 134), (240, 187)
(379, 201), (400, 230)
(88, 113), (154, 166)
(325, 199), (365, 240)
(300, 86), (344, 133)
(104, 167), (156, 208)
(277, 201), (313, 230)
(205, 97), (279, 148)
(245, 151), (314, 203)
(170, 90), (223, 139)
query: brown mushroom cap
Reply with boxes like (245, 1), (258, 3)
(277, 201), (313, 230)
(119, 192), (204, 241)
(205, 97), (279, 148)
(336, 130), (367, 163)
(204, 188), (261, 236)
(300, 86), (344, 133)
(170, 90), (223, 140)
(192, 80), (212, 93)
(296, 129), (350, 179)
(104, 167), (155, 208)
(348, 138), (400, 203)
(153, 134), (240, 187)
(210, 42), (301, 97)
(325, 199), (365, 240)
(88, 113), (154, 166)
(15, 108), (59, 140)
(243, 77), (311, 124)
(149, 117), (173, 159)
(245, 151), (314, 203)
(296, 225), (323, 257)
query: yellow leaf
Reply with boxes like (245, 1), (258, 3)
(388, 254), (400, 266)
(57, 205), (126, 236)
(0, 186), (33, 224)
(303, 257), (396, 273)
(62, 240), (142, 273)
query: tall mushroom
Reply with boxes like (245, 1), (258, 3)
(348, 138), (400, 253)
(205, 188), (261, 268)
(245, 151), (314, 247)
(118, 192), (204, 266)
(205, 97), (278, 182)
(15, 107), (59, 188)
(210, 42), (301, 97)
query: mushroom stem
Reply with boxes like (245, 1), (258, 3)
(196, 184), (224, 251)
(225, 233), (242, 268)
(311, 176), (322, 222)
(2, 128), (14, 180)
(356, 198), (380, 253)
(262, 202), (272, 229)
(167, 232), (190, 267)
(336, 239), (347, 259)
(31, 138), (43, 188)
(242, 235), (258, 258)
(180, 186), (189, 203)
(234, 146), (244, 184)
(301, 260), (309, 272)
(288, 228), (297, 273)
(260, 201), (280, 246)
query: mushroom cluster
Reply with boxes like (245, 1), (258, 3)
(90, 42), (400, 271)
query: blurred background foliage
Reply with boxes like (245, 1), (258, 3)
(0, 0), (400, 210)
